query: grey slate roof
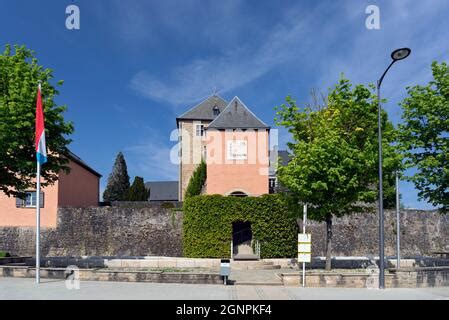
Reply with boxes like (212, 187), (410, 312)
(269, 149), (292, 176)
(145, 181), (178, 201)
(278, 150), (291, 167)
(207, 96), (269, 129)
(177, 95), (228, 121)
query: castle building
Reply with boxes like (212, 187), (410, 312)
(177, 95), (270, 201)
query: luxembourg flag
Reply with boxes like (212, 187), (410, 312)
(35, 84), (47, 165)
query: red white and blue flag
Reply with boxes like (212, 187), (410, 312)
(35, 85), (47, 164)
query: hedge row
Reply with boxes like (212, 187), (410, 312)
(183, 194), (298, 258)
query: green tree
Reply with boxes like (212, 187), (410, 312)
(275, 78), (401, 270)
(103, 152), (130, 202)
(185, 160), (207, 199)
(127, 176), (150, 201)
(0, 45), (74, 197)
(398, 61), (449, 212)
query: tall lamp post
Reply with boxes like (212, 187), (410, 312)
(377, 48), (411, 289)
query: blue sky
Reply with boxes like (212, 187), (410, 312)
(1, 1), (448, 208)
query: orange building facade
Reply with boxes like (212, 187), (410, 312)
(0, 152), (101, 228)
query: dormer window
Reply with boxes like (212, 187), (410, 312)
(213, 106), (220, 117)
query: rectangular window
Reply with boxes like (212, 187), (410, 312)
(25, 192), (37, 207)
(196, 124), (205, 137)
(269, 178), (277, 194)
(16, 191), (44, 208)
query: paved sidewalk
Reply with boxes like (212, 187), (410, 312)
(229, 269), (285, 285)
(1, 278), (448, 300)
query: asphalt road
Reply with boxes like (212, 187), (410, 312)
(1, 278), (448, 300)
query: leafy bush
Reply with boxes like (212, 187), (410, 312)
(183, 194), (298, 258)
(0, 251), (10, 258)
(185, 160), (206, 199)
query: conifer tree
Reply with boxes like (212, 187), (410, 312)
(103, 152), (130, 202)
(185, 160), (207, 199)
(127, 176), (150, 201)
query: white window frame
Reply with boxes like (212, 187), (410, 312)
(25, 192), (38, 208)
(196, 124), (205, 137)
(17, 191), (44, 208)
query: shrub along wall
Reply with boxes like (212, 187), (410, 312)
(183, 194), (298, 258)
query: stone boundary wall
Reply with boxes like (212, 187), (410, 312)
(0, 205), (183, 257)
(280, 267), (449, 288)
(110, 201), (182, 208)
(307, 209), (448, 257)
(0, 208), (447, 258)
(0, 266), (223, 284)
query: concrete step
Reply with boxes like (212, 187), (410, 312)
(4, 262), (27, 266)
(231, 260), (282, 270)
(234, 243), (253, 255)
(247, 264), (281, 270)
(233, 254), (259, 261)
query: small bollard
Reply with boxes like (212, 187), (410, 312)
(220, 259), (231, 285)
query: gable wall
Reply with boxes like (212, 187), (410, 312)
(58, 160), (100, 207)
(205, 129), (269, 196)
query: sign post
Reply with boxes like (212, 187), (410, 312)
(298, 204), (311, 287)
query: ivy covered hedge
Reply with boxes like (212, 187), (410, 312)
(183, 194), (298, 258)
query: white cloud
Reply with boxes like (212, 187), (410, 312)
(116, 0), (449, 110)
(316, 0), (449, 101)
(129, 4), (326, 106)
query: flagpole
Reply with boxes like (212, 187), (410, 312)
(35, 82), (42, 284)
(36, 160), (41, 284)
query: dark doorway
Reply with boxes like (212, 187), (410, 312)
(232, 221), (252, 246)
(232, 221), (258, 259)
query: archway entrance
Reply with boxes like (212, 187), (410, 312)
(229, 191), (248, 197)
(232, 221), (258, 260)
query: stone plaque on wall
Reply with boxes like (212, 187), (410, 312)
(227, 140), (247, 160)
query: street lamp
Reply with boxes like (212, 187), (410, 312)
(377, 47), (411, 289)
